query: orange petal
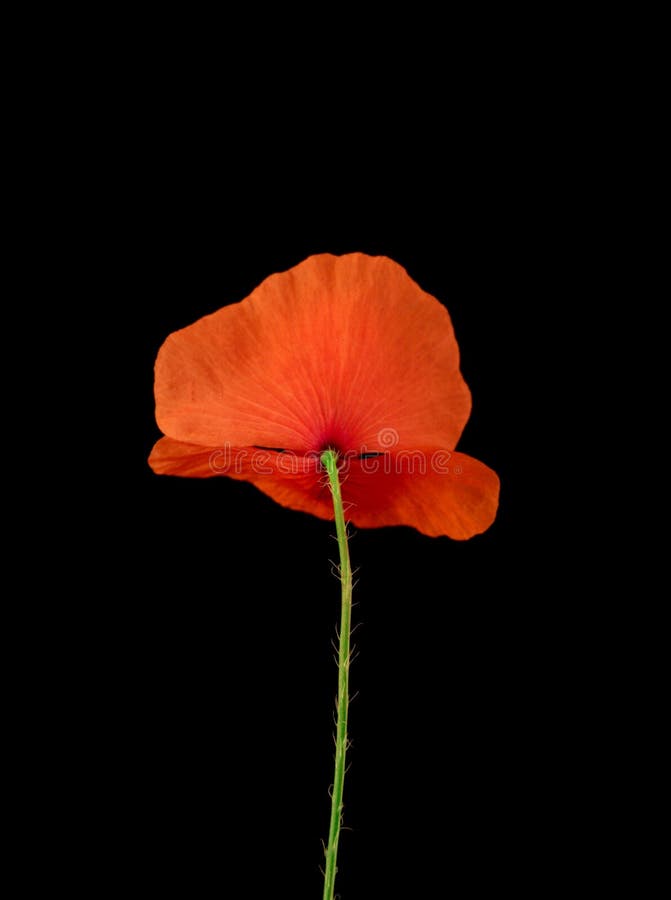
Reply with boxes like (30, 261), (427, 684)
(154, 253), (471, 454)
(341, 451), (500, 540)
(150, 439), (498, 540)
(245, 450), (499, 539)
(148, 437), (225, 477)
(148, 436), (323, 483)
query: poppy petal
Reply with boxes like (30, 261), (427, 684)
(148, 437), (322, 482)
(154, 253), (471, 454)
(148, 437), (228, 477)
(149, 439), (498, 539)
(341, 451), (500, 540)
(242, 451), (499, 539)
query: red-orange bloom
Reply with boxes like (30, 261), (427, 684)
(149, 253), (499, 539)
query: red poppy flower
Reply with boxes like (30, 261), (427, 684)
(149, 253), (499, 539)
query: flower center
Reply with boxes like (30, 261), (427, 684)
(320, 442), (343, 455)
(317, 427), (350, 458)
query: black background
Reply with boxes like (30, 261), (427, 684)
(47, 52), (564, 896)
(22, 19), (653, 897)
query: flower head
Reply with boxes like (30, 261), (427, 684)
(149, 253), (499, 539)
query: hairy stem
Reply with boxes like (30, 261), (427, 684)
(321, 449), (353, 900)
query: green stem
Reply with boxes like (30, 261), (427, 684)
(321, 449), (353, 900)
